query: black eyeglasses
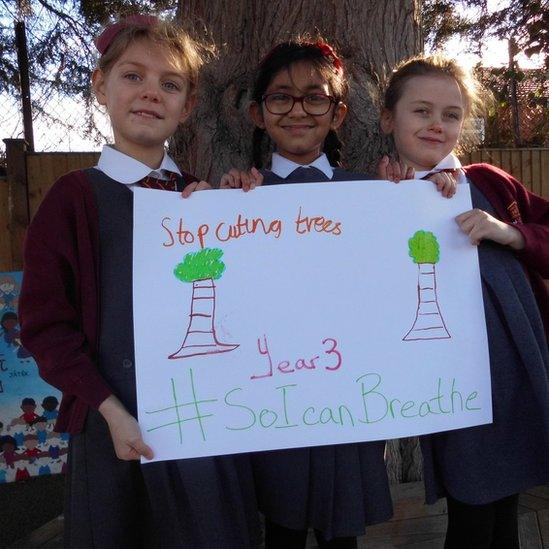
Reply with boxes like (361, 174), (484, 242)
(262, 93), (336, 116)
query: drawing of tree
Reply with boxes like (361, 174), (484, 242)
(169, 248), (239, 359)
(403, 230), (451, 341)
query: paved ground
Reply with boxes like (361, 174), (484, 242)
(8, 482), (549, 548)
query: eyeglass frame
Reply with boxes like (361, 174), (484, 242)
(261, 92), (338, 116)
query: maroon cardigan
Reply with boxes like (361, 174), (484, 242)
(464, 163), (549, 341)
(19, 169), (196, 434)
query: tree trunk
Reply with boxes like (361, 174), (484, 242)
(169, 278), (239, 358)
(403, 263), (450, 341)
(174, 0), (422, 483)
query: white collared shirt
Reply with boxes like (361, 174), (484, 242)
(96, 145), (182, 188)
(269, 152), (334, 180)
(414, 153), (467, 184)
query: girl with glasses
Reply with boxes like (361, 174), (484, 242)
(220, 39), (378, 191)
(222, 39), (393, 548)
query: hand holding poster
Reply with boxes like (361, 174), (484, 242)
(133, 180), (492, 463)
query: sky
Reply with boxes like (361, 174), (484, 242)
(435, 0), (544, 69)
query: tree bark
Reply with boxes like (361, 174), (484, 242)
(174, 0), (422, 483)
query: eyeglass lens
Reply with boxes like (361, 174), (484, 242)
(264, 93), (333, 115)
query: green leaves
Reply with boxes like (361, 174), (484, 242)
(173, 248), (226, 282)
(408, 230), (440, 264)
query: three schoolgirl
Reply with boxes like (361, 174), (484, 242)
(19, 12), (547, 549)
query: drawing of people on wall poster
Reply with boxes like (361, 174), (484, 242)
(0, 271), (69, 483)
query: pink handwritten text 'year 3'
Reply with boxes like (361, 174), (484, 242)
(251, 334), (342, 380)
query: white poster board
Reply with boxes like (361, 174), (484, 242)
(133, 180), (492, 463)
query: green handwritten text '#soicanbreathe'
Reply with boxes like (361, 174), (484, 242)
(146, 370), (481, 441)
(224, 373), (481, 431)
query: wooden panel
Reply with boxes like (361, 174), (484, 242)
(0, 177), (13, 271)
(538, 509), (549, 548)
(518, 511), (543, 548)
(26, 152), (99, 219)
(542, 148), (549, 199)
(519, 492), (549, 511)
(9, 516), (64, 549)
(530, 149), (541, 196)
(460, 148), (548, 197)
(522, 148), (534, 194)
(510, 149), (521, 183)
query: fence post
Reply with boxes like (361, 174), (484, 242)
(14, 20), (34, 152)
(4, 139), (29, 271)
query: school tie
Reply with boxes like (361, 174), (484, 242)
(420, 168), (459, 180)
(286, 166), (330, 183)
(138, 171), (178, 191)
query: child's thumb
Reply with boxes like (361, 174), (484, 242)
(136, 440), (154, 461)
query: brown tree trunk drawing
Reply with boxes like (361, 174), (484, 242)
(170, 278), (239, 359)
(403, 263), (451, 341)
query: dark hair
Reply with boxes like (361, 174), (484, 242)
(1, 311), (17, 328)
(251, 39), (348, 168)
(21, 398), (36, 406)
(0, 435), (16, 449)
(42, 396), (59, 408)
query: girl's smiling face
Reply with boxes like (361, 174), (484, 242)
(92, 38), (195, 167)
(250, 61), (346, 165)
(381, 75), (465, 171)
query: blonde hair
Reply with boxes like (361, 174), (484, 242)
(384, 53), (488, 149)
(97, 18), (205, 93)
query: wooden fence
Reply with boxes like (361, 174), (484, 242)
(460, 148), (549, 198)
(1, 140), (99, 271)
(1, 140), (547, 273)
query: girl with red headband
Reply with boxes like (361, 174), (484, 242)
(223, 39), (393, 548)
(19, 15), (261, 548)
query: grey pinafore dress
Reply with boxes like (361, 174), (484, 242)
(64, 169), (261, 548)
(252, 166), (393, 540)
(420, 182), (549, 505)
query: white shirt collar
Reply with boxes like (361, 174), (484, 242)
(413, 153), (462, 180)
(96, 145), (181, 185)
(270, 152), (334, 179)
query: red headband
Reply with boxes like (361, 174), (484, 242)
(260, 40), (343, 75)
(94, 14), (159, 55)
(314, 41), (343, 74)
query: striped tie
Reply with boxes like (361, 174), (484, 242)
(139, 172), (178, 191)
(420, 168), (459, 180)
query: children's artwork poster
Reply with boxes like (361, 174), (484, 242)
(133, 180), (492, 463)
(0, 272), (68, 483)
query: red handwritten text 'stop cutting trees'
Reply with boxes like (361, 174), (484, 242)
(169, 248), (239, 359)
(403, 230), (451, 341)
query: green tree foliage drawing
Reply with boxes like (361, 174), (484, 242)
(169, 248), (239, 359)
(403, 231), (450, 341)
